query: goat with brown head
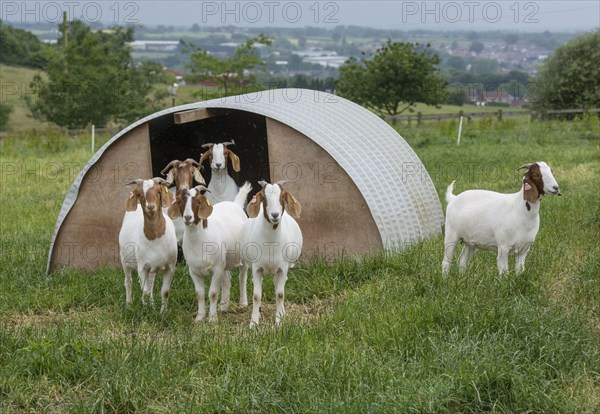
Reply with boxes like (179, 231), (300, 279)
(161, 158), (205, 190)
(168, 185), (213, 227)
(247, 180), (302, 229)
(199, 140), (240, 173)
(119, 177), (178, 311)
(518, 162), (561, 209)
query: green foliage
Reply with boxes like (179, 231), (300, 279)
(470, 41), (484, 54)
(26, 20), (165, 129)
(0, 102), (12, 131)
(534, 29), (600, 110)
(183, 34), (273, 98)
(446, 88), (467, 106)
(337, 40), (447, 115)
(0, 21), (48, 69)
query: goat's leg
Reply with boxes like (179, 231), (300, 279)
(123, 265), (133, 305)
(239, 262), (248, 307)
(219, 270), (231, 312)
(515, 245), (531, 275)
(208, 268), (224, 322)
(442, 239), (458, 275)
(189, 269), (206, 322)
(274, 268), (288, 327)
(496, 245), (510, 276)
(250, 267), (264, 327)
(458, 245), (475, 273)
(139, 267), (149, 305)
(145, 271), (156, 307)
(160, 265), (174, 313)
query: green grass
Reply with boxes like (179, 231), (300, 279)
(0, 64), (53, 132)
(1, 117), (599, 412)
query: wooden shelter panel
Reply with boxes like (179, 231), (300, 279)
(49, 124), (152, 271)
(266, 118), (383, 259)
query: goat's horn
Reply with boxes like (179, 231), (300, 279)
(517, 163), (534, 171)
(193, 184), (210, 193)
(275, 180), (287, 187)
(201, 143), (214, 149)
(124, 179), (142, 187)
(153, 177), (170, 186)
(160, 160), (179, 175)
(258, 180), (268, 188)
(185, 158), (200, 167)
(222, 139), (235, 147)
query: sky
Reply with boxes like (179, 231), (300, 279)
(2, 1), (599, 32)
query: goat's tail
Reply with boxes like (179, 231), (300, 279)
(445, 181), (457, 204)
(234, 182), (253, 208)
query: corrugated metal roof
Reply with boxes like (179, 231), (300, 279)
(47, 88), (443, 274)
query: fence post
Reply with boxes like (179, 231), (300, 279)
(497, 109), (503, 121)
(417, 112), (422, 126)
(91, 124), (95, 153)
(407, 115), (411, 126)
(457, 115), (464, 146)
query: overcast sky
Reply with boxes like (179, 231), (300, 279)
(2, 1), (599, 32)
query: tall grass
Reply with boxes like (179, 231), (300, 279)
(1, 117), (599, 412)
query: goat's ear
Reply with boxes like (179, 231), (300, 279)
(247, 192), (263, 218)
(192, 167), (206, 185)
(165, 169), (175, 185)
(284, 191), (302, 218)
(196, 195), (213, 220)
(125, 190), (138, 212)
(227, 149), (241, 172)
(523, 179), (539, 203)
(167, 200), (181, 219)
(160, 186), (174, 208)
(199, 149), (211, 165)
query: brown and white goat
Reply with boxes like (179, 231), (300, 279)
(443, 162), (561, 276)
(168, 183), (252, 322)
(161, 158), (205, 245)
(118, 178), (178, 311)
(239, 180), (303, 327)
(199, 140), (241, 204)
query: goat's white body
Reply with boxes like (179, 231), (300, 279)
(240, 205), (303, 326)
(207, 169), (239, 204)
(183, 185), (251, 321)
(443, 184), (540, 275)
(119, 205), (178, 309)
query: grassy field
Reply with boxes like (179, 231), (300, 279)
(0, 64), (53, 132)
(1, 116), (599, 412)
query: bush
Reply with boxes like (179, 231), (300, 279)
(0, 102), (13, 131)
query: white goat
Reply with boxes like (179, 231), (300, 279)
(168, 182), (252, 322)
(119, 178), (177, 311)
(160, 158), (205, 246)
(240, 181), (303, 327)
(442, 162), (561, 276)
(199, 140), (241, 205)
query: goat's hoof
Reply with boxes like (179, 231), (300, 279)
(208, 315), (218, 323)
(219, 304), (230, 312)
(249, 321), (259, 329)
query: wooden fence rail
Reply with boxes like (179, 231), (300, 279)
(386, 108), (600, 125)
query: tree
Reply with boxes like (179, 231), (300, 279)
(470, 41), (484, 54)
(446, 88), (467, 106)
(27, 20), (165, 129)
(0, 20), (48, 69)
(534, 29), (600, 110)
(336, 40), (446, 116)
(184, 34), (272, 98)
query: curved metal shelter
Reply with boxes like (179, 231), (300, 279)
(47, 88), (443, 274)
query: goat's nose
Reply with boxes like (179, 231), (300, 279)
(147, 204), (155, 211)
(215, 163), (222, 168)
(184, 215), (193, 222)
(553, 185), (559, 191)
(271, 212), (280, 219)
